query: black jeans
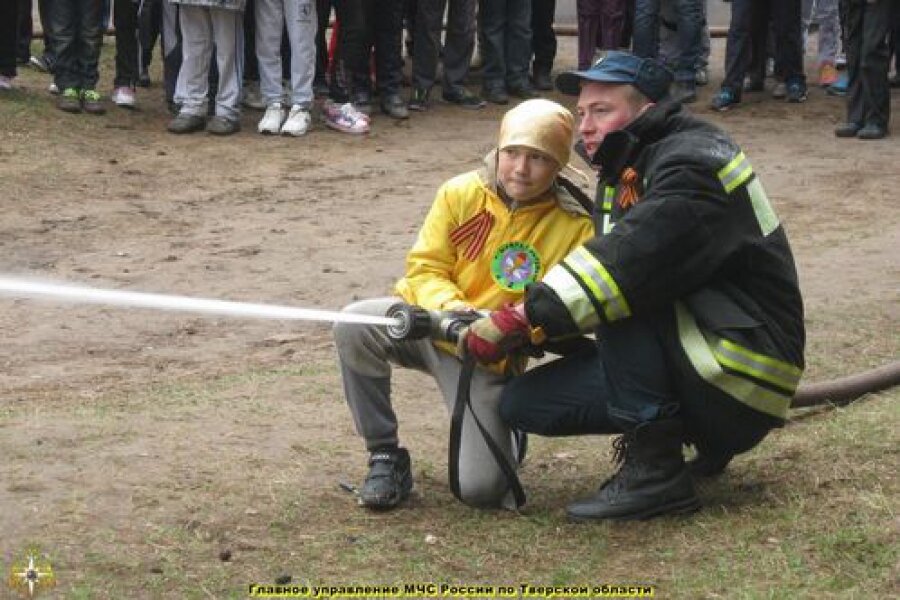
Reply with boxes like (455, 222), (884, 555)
(1, 0), (19, 77)
(632, 0), (703, 83)
(500, 310), (778, 457)
(49, 0), (103, 90)
(478, 0), (533, 91)
(841, 0), (896, 129)
(530, 0), (556, 73)
(16, 0), (32, 62)
(113, 0), (138, 87)
(412, 0), (477, 92)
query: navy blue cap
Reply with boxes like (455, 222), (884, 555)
(555, 51), (674, 102)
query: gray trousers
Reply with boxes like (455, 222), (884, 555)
(255, 0), (317, 107)
(174, 5), (244, 120)
(333, 297), (517, 510)
(802, 0), (840, 65)
(412, 0), (477, 93)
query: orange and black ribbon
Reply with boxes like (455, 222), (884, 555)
(449, 211), (495, 260)
(617, 167), (641, 209)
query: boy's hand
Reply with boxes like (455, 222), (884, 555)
(461, 304), (531, 363)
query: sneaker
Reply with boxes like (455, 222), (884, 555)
(167, 113), (206, 134)
(694, 66), (709, 87)
(258, 103), (285, 134)
(442, 87), (486, 110)
(709, 87), (740, 111)
(29, 54), (50, 73)
(48, 82), (59, 95)
(359, 447), (413, 509)
(323, 100), (370, 134)
(381, 93), (409, 119)
(351, 91), (373, 116)
(138, 68), (151, 88)
(58, 87), (82, 113)
(112, 86), (136, 108)
(856, 123), (887, 140)
(483, 87), (509, 105)
(771, 81), (787, 99)
(241, 81), (266, 110)
(786, 81), (807, 103)
(81, 89), (106, 114)
(818, 63), (839, 87)
(280, 104), (311, 136)
(834, 122), (862, 138)
(826, 72), (849, 96)
(509, 84), (539, 99)
(206, 115), (241, 135)
(0, 75), (13, 91)
(408, 87), (430, 111)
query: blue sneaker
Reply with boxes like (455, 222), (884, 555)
(710, 87), (740, 111)
(826, 72), (849, 97)
(786, 80), (808, 103)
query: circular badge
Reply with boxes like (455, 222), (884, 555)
(491, 242), (541, 292)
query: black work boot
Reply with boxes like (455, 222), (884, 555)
(359, 447), (412, 510)
(566, 419), (700, 521)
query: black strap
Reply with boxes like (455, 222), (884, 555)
(557, 174), (596, 215)
(449, 356), (527, 509)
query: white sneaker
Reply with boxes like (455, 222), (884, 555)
(258, 103), (285, 134)
(0, 75), (13, 91)
(280, 104), (312, 136)
(112, 86), (136, 108)
(48, 82), (59, 95)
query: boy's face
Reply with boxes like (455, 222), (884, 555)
(497, 146), (560, 203)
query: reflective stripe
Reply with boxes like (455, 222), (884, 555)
(712, 336), (801, 394)
(602, 214), (613, 235)
(746, 178), (780, 236)
(564, 247), (631, 322)
(601, 186), (615, 234)
(717, 151), (753, 193)
(542, 265), (601, 330)
(675, 302), (792, 419)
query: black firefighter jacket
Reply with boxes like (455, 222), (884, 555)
(524, 101), (806, 421)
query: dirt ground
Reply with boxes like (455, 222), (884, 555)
(1, 35), (898, 597)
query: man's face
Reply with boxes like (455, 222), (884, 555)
(575, 83), (647, 158)
(497, 146), (560, 203)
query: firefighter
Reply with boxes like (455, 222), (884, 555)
(462, 51), (806, 521)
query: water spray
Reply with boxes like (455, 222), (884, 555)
(0, 276), (399, 328)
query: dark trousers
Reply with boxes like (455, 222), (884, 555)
(412, 0), (476, 92)
(113, 0), (138, 87)
(576, 0), (627, 70)
(531, 0), (556, 72)
(478, 0), (533, 91)
(723, 0), (805, 93)
(329, 0), (370, 100)
(500, 310), (778, 458)
(38, 0), (58, 66)
(49, 0), (103, 91)
(139, 0), (162, 71)
(314, 0), (332, 86)
(360, 0), (404, 95)
(841, 0), (895, 129)
(632, 0), (702, 82)
(1, 0), (19, 77)
(16, 0), (32, 62)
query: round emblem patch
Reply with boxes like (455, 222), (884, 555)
(491, 242), (541, 292)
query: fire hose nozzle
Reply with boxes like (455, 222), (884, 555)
(385, 303), (483, 344)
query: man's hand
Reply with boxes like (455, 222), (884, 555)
(461, 304), (532, 363)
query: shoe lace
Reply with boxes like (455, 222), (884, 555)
(82, 90), (100, 101)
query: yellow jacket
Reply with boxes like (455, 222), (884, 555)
(394, 152), (595, 365)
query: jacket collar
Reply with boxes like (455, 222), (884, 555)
(591, 100), (683, 183)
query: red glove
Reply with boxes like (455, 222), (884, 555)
(462, 304), (531, 363)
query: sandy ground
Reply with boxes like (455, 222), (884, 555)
(1, 34), (898, 596)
